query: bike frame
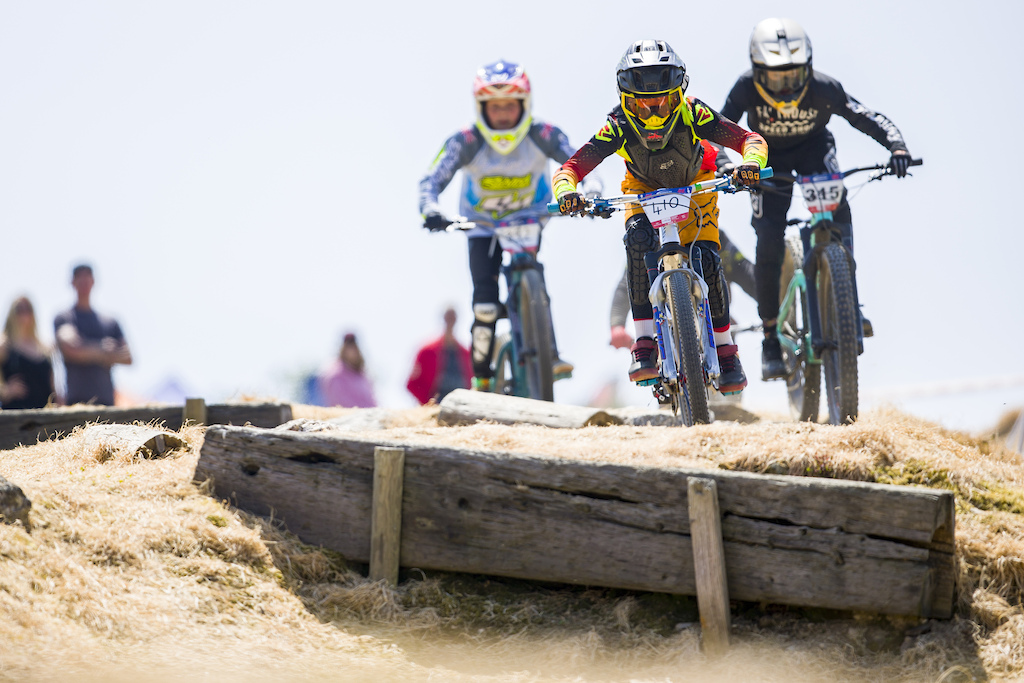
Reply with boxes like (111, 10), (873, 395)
(446, 219), (548, 398)
(775, 163), (915, 364)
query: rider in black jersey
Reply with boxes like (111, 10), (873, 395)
(719, 18), (913, 381)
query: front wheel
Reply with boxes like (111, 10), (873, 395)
(780, 235), (820, 422)
(492, 332), (514, 396)
(665, 272), (710, 426)
(818, 242), (859, 424)
(517, 268), (555, 401)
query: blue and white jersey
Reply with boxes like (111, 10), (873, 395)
(419, 121), (577, 235)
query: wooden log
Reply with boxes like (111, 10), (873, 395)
(196, 426), (956, 618)
(688, 477), (730, 655)
(370, 447), (405, 585)
(0, 402), (293, 450)
(81, 424), (186, 460)
(183, 398), (207, 426)
(438, 389), (621, 428)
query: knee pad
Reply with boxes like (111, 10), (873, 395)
(693, 242), (729, 328)
(473, 303), (501, 325)
(623, 214), (658, 309)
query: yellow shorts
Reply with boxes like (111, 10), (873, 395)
(621, 168), (720, 248)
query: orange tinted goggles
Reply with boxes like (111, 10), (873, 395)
(621, 88), (682, 128)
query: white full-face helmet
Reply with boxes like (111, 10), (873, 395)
(749, 18), (812, 110)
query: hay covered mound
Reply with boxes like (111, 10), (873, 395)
(0, 406), (1021, 682)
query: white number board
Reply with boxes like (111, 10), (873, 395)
(493, 221), (541, 252)
(638, 188), (692, 229)
(797, 173), (844, 214)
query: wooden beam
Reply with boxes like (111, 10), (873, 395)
(438, 389), (621, 428)
(81, 424), (186, 460)
(370, 447), (405, 585)
(0, 402), (293, 450)
(196, 426), (956, 618)
(183, 398), (207, 426)
(688, 477), (730, 655)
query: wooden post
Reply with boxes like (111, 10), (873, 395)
(183, 398), (207, 426)
(688, 476), (730, 655)
(370, 446), (405, 585)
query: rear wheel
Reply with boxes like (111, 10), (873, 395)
(780, 236), (820, 422)
(818, 242), (859, 424)
(518, 269), (555, 401)
(665, 272), (710, 426)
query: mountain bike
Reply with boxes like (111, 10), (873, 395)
(773, 158), (922, 424)
(549, 169), (773, 425)
(445, 218), (556, 401)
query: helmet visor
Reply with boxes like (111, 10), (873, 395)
(755, 66), (810, 97)
(621, 88), (682, 129)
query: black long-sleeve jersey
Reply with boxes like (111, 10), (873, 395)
(720, 70), (907, 154)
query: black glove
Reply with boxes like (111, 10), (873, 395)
(558, 191), (586, 216)
(423, 212), (451, 232)
(889, 150), (910, 178)
(733, 163), (761, 187)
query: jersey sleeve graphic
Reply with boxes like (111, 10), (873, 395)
(419, 128), (483, 216)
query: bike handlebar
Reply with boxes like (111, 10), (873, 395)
(546, 167), (774, 216)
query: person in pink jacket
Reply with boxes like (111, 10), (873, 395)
(319, 333), (376, 408)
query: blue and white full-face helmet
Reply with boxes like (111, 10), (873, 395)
(473, 60), (533, 155)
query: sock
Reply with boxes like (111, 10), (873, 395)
(635, 318), (655, 339)
(713, 326), (733, 347)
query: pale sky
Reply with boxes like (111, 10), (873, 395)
(2, 1), (1021, 431)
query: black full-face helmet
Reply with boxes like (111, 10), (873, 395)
(615, 39), (689, 151)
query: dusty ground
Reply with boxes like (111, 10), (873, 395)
(0, 405), (1021, 682)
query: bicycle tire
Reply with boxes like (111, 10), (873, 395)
(818, 242), (859, 424)
(492, 332), (514, 396)
(665, 272), (711, 426)
(518, 268), (555, 401)
(780, 235), (821, 422)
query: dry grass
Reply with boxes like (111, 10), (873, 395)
(0, 406), (1021, 681)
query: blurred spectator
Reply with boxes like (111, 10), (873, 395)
(319, 333), (376, 408)
(407, 307), (472, 405)
(0, 296), (55, 409)
(54, 264), (133, 406)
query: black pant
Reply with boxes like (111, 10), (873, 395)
(751, 131), (852, 323)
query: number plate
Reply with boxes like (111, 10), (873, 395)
(638, 188), (692, 229)
(797, 173), (844, 214)
(493, 221), (541, 252)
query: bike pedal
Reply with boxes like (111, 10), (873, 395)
(554, 371), (573, 382)
(635, 378), (658, 387)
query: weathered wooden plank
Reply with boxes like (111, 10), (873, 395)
(689, 478), (730, 654)
(438, 389), (621, 428)
(196, 426), (956, 617)
(0, 402), (293, 450)
(183, 398), (207, 426)
(370, 447), (405, 585)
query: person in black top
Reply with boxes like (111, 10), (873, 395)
(54, 264), (133, 406)
(0, 296), (55, 409)
(719, 18), (913, 380)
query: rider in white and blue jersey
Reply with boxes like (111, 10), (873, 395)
(419, 60), (584, 391)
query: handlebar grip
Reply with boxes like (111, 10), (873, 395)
(547, 202), (561, 215)
(910, 158), (924, 167)
(759, 167), (774, 180)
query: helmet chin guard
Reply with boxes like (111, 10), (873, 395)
(473, 60), (532, 155)
(615, 40), (689, 151)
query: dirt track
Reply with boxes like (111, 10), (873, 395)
(0, 406), (1021, 681)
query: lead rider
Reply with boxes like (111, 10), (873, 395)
(554, 40), (768, 394)
(419, 61), (580, 391)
